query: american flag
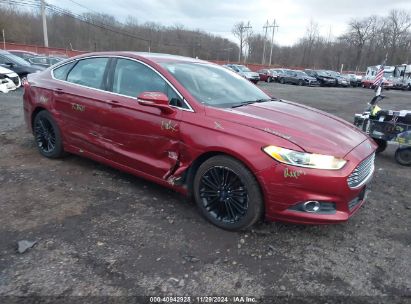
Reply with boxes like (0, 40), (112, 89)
(372, 65), (384, 87)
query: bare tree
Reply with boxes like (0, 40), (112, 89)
(232, 21), (251, 62)
(386, 9), (411, 62)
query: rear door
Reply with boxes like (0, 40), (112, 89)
(98, 58), (187, 179)
(52, 57), (112, 155)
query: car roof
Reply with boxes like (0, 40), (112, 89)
(73, 51), (209, 65)
(8, 50), (38, 55)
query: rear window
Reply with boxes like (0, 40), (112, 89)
(66, 58), (109, 89)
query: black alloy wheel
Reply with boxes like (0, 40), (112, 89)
(33, 111), (65, 158)
(199, 166), (248, 224)
(193, 155), (263, 230)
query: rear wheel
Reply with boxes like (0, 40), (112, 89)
(33, 111), (65, 158)
(193, 155), (263, 230)
(267, 76), (272, 83)
(280, 78), (285, 84)
(395, 147), (411, 166)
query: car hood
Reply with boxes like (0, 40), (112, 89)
(0, 66), (16, 75)
(304, 76), (317, 81)
(211, 100), (368, 157)
(241, 71), (259, 77)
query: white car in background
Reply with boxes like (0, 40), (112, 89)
(0, 66), (21, 93)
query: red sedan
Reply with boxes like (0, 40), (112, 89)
(23, 52), (377, 230)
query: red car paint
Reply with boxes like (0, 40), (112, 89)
(23, 52), (377, 225)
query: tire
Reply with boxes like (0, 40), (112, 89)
(374, 138), (387, 153)
(193, 155), (263, 231)
(33, 111), (65, 158)
(395, 147), (411, 166)
(280, 78), (285, 84)
(298, 80), (304, 86)
(267, 77), (272, 83)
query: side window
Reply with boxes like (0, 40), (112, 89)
(112, 59), (186, 108)
(66, 57), (109, 89)
(53, 62), (76, 80)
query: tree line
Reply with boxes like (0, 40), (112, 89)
(1, 2), (410, 71)
(236, 10), (411, 71)
(0, 3), (239, 62)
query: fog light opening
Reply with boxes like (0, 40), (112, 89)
(302, 201), (321, 213)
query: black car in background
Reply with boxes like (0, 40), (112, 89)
(325, 70), (349, 87)
(0, 50), (45, 79)
(305, 69), (336, 86)
(278, 70), (319, 86)
(8, 50), (39, 61)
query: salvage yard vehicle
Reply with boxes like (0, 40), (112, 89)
(305, 69), (336, 86)
(28, 56), (65, 68)
(278, 70), (319, 86)
(223, 64), (260, 84)
(325, 70), (349, 87)
(257, 68), (278, 83)
(8, 50), (39, 61)
(23, 52), (377, 230)
(342, 74), (362, 87)
(362, 65), (395, 89)
(0, 65), (21, 93)
(0, 50), (45, 81)
(355, 95), (411, 165)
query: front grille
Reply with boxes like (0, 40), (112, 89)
(347, 153), (375, 188)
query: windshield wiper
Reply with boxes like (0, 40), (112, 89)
(231, 98), (275, 108)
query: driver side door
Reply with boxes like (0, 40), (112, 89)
(99, 58), (187, 179)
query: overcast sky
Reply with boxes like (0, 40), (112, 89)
(49, 0), (411, 46)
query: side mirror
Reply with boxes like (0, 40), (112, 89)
(137, 91), (175, 114)
(5, 62), (15, 68)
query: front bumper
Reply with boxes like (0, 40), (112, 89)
(257, 140), (376, 224)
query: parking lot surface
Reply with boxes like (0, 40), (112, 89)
(0, 84), (410, 301)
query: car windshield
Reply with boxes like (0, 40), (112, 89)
(317, 70), (329, 76)
(295, 71), (308, 77)
(161, 62), (270, 108)
(4, 53), (30, 66)
(236, 65), (251, 72)
(384, 71), (393, 78)
(326, 71), (339, 77)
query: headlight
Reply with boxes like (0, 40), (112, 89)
(263, 146), (346, 170)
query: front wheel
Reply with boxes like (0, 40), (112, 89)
(193, 155), (263, 231)
(374, 138), (387, 153)
(33, 111), (65, 158)
(395, 147), (411, 166)
(280, 78), (285, 84)
(298, 80), (304, 86)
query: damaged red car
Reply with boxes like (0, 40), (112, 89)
(23, 52), (377, 230)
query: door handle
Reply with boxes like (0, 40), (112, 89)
(107, 100), (121, 107)
(54, 88), (64, 95)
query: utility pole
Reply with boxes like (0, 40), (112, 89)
(238, 22), (252, 63)
(268, 19), (279, 66)
(262, 20), (270, 65)
(41, 0), (49, 47)
(2, 29), (5, 50)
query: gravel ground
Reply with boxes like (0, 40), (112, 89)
(0, 84), (410, 303)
